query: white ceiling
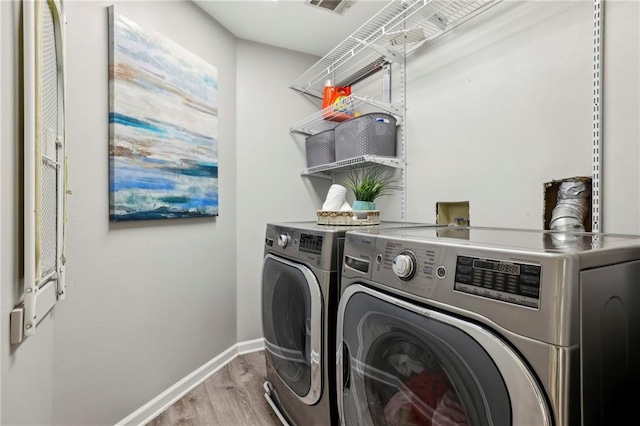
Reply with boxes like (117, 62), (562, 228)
(193, 0), (391, 58)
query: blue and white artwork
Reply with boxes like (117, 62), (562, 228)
(108, 9), (218, 221)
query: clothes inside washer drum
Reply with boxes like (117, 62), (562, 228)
(382, 369), (465, 426)
(432, 389), (469, 426)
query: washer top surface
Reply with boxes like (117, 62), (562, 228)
(352, 225), (640, 254)
(268, 221), (434, 235)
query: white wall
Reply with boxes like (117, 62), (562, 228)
(1, 2), (57, 425)
(0, 4), (3, 423)
(235, 40), (327, 341)
(0, 2), (4, 420)
(602, 0), (640, 233)
(52, 1), (238, 425)
(349, 1), (639, 234)
(403, 1), (593, 228)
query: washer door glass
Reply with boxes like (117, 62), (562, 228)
(340, 290), (511, 426)
(262, 255), (318, 399)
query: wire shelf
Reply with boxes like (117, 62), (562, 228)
(290, 0), (499, 97)
(290, 94), (402, 135)
(301, 155), (404, 177)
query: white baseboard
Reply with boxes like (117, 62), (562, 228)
(237, 337), (266, 355)
(116, 338), (265, 426)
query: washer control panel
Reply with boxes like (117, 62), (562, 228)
(454, 256), (541, 309)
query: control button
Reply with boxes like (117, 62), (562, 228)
(392, 251), (417, 281)
(277, 234), (290, 248)
(455, 273), (472, 284)
(521, 275), (540, 285)
(457, 256), (473, 266)
(505, 284), (518, 294)
(457, 265), (473, 274)
(375, 254), (383, 264)
(436, 266), (447, 279)
(522, 265), (542, 276)
(520, 285), (540, 297)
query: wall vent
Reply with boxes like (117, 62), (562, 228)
(305, 0), (357, 15)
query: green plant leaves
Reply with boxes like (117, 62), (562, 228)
(345, 166), (399, 202)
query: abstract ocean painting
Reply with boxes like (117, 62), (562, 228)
(108, 9), (218, 221)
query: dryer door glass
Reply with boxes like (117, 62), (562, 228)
(262, 256), (315, 398)
(340, 291), (511, 426)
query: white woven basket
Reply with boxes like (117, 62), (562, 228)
(316, 210), (380, 226)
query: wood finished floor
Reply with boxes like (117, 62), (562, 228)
(147, 351), (281, 426)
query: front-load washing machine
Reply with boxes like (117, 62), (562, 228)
(261, 221), (435, 425)
(338, 226), (640, 425)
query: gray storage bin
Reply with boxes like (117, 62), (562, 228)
(305, 129), (335, 167)
(335, 113), (396, 161)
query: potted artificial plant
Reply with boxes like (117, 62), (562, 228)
(345, 166), (399, 211)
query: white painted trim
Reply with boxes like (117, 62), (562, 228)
(0, 0), (3, 417)
(0, 1), (3, 417)
(237, 337), (266, 355)
(23, 0), (37, 338)
(115, 338), (265, 426)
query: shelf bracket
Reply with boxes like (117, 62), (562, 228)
(427, 13), (449, 31)
(382, 63), (391, 103)
(301, 171), (334, 180)
(10, 279), (58, 344)
(354, 38), (404, 64)
(352, 95), (403, 117)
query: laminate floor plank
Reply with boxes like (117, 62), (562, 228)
(205, 362), (268, 425)
(227, 354), (280, 425)
(241, 351), (267, 376)
(177, 383), (222, 425)
(147, 351), (280, 426)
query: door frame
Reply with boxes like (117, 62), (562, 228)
(262, 253), (323, 405)
(336, 284), (552, 425)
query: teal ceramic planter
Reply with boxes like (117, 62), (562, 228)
(353, 200), (376, 211)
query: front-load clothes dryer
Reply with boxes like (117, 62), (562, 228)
(261, 221), (434, 426)
(338, 226), (640, 426)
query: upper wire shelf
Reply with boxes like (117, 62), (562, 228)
(290, 0), (499, 97)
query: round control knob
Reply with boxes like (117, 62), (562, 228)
(392, 251), (417, 281)
(277, 234), (290, 248)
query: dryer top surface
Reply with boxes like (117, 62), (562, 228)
(350, 226), (640, 257)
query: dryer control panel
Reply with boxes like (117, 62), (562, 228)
(454, 256), (541, 309)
